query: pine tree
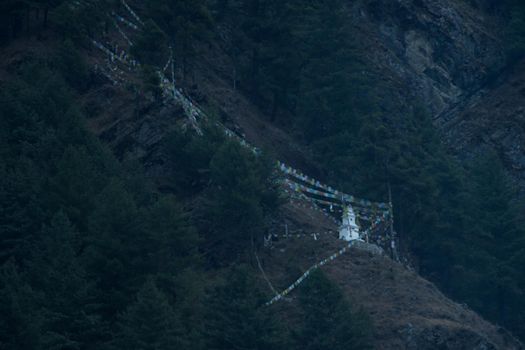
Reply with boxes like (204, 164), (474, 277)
(460, 153), (525, 326)
(142, 196), (200, 275)
(202, 141), (279, 264)
(131, 19), (168, 66)
(0, 260), (42, 350)
(112, 279), (187, 350)
(83, 179), (144, 321)
(296, 270), (373, 350)
(144, 0), (213, 79)
(27, 211), (100, 350)
(203, 266), (286, 350)
(504, 0), (525, 62)
(54, 39), (90, 92)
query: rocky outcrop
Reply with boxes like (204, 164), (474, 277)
(348, 0), (505, 117)
(347, 1), (525, 192)
(83, 82), (189, 183)
(436, 59), (525, 191)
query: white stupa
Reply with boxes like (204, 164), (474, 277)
(339, 205), (360, 241)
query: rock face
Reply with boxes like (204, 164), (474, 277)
(84, 83), (189, 184)
(348, 0), (525, 192)
(437, 60), (525, 191)
(349, 0), (505, 117)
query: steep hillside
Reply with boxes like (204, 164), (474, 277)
(348, 0), (505, 116)
(2, 0), (525, 349)
(56, 38), (521, 350)
(339, 0), (525, 194)
(436, 59), (525, 191)
(69, 30), (523, 349)
(262, 232), (522, 349)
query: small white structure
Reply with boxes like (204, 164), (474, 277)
(339, 205), (360, 241)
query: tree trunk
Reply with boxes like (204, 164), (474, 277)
(233, 65), (237, 90)
(44, 8), (48, 29)
(271, 90), (278, 121)
(250, 47), (259, 95)
(498, 285), (506, 326)
(25, 5), (30, 34)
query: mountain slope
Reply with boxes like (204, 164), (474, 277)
(74, 33), (523, 345)
(2, 0), (525, 348)
(343, 0), (525, 194)
(436, 59), (525, 192)
(260, 204), (522, 349)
